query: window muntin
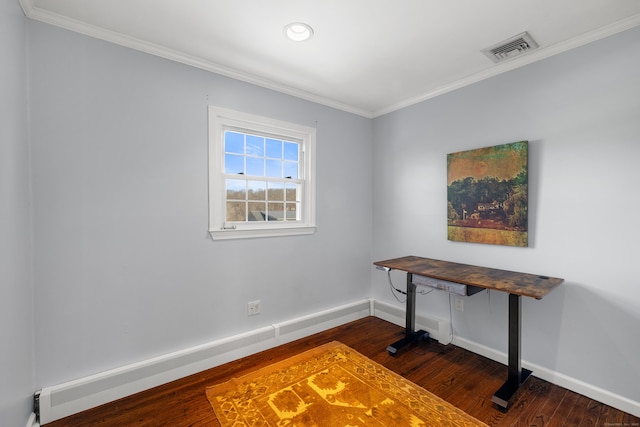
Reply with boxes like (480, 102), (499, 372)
(223, 131), (301, 222)
(208, 106), (316, 240)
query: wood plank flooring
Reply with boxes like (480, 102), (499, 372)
(44, 317), (639, 427)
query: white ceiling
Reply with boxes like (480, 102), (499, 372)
(20, 0), (640, 117)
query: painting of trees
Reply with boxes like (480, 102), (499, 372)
(447, 141), (528, 247)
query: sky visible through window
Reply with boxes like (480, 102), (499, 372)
(224, 130), (301, 222)
(224, 131), (299, 179)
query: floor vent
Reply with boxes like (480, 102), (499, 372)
(482, 31), (539, 63)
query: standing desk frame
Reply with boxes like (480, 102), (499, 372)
(374, 256), (563, 410)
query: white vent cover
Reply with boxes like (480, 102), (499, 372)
(482, 31), (539, 63)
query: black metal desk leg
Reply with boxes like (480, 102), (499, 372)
(492, 293), (532, 409)
(405, 273), (416, 335)
(387, 273), (429, 356)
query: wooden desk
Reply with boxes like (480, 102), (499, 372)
(373, 256), (564, 410)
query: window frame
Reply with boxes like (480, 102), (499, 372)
(208, 106), (316, 240)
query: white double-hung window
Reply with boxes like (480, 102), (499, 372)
(208, 106), (316, 240)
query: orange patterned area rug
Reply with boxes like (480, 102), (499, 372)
(206, 341), (488, 427)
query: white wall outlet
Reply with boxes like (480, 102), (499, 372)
(247, 300), (261, 316)
(455, 298), (464, 312)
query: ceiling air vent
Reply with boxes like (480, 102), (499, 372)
(482, 31), (539, 63)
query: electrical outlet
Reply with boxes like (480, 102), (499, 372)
(455, 298), (464, 312)
(247, 300), (261, 316)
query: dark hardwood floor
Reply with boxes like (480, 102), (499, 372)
(45, 317), (639, 426)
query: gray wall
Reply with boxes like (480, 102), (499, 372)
(9, 5), (640, 422)
(27, 21), (372, 389)
(372, 26), (640, 404)
(0, 1), (34, 426)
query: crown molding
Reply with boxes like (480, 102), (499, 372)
(19, 0), (374, 118)
(20, 0), (640, 119)
(373, 13), (640, 117)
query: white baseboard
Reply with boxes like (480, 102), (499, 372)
(37, 299), (371, 424)
(372, 299), (451, 344)
(375, 300), (640, 417)
(452, 335), (640, 418)
(35, 298), (640, 423)
(26, 412), (38, 427)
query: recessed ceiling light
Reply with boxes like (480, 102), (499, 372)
(284, 22), (314, 42)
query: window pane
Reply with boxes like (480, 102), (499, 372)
(226, 201), (246, 221)
(246, 135), (264, 156)
(247, 180), (266, 200)
(285, 202), (298, 220)
(246, 157), (264, 176)
(268, 202), (285, 221)
(248, 202), (266, 221)
(225, 153), (244, 174)
(284, 141), (298, 161)
(225, 131), (244, 154)
(283, 161), (298, 179)
(285, 183), (297, 202)
(210, 106), (316, 238)
(268, 182), (284, 201)
(226, 179), (246, 200)
(266, 138), (282, 159)
(266, 159), (282, 178)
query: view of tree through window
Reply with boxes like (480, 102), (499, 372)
(224, 131), (301, 222)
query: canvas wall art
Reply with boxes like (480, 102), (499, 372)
(447, 141), (528, 247)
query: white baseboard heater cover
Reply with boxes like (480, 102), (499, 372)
(35, 299), (371, 424)
(32, 297), (640, 422)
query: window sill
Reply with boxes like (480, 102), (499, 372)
(209, 225), (317, 240)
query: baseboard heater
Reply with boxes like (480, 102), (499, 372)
(35, 299), (371, 424)
(372, 299), (451, 344)
(30, 297), (640, 423)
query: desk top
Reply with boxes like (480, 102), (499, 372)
(374, 256), (563, 299)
